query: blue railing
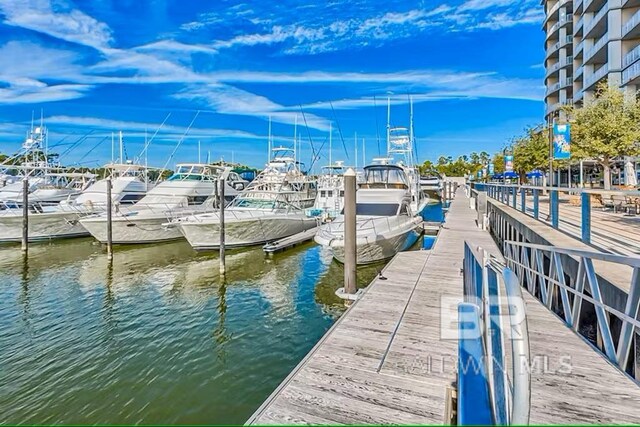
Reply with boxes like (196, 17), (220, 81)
(480, 183), (640, 247)
(459, 241), (531, 425)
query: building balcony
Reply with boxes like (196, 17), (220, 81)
(574, 89), (584, 102)
(622, 9), (640, 39)
(574, 15), (584, 36)
(584, 4), (608, 40)
(546, 55), (574, 78)
(584, 0), (606, 13)
(584, 32), (608, 65)
(575, 39), (584, 57)
(623, 60), (640, 84)
(584, 64), (609, 90)
(623, 44), (640, 69)
(623, 0), (640, 8)
(546, 99), (574, 116)
(561, 76), (573, 88)
(546, 35), (574, 59)
(575, 64), (584, 79)
(546, 15), (574, 40)
(546, 82), (561, 96)
(544, 0), (573, 27)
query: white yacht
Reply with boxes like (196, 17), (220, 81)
(306, 162), (346, 222)
(173, 148), (318, 250)
(80, 163), (248, 244)
(0, 163), (148, 243)
(314, 164), (422, 264)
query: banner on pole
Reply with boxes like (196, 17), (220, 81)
(504, 155), (514, 172)
(553, 123), (571, 159)
(488, 163), (495, 175)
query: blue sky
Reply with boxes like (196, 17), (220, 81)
(0, 0), (545, 170)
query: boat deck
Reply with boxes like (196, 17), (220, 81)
(248, 187), (640, 424)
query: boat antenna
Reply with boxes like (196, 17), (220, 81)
(119, 131), (124, 163)
(156, 110), (200, 183)
(268, 115), (272, 161)
(329, 122), (332, 172)
(111, 132), (114, 163)
(198, 140), (201, 164)
(329, 100), (349, 160)
(308, 135), (328, 172)
(373, 95), (381, 156)
(386, 95), (391, 156)
(293, 114), (298, 166)
(354, 131), (358, 169)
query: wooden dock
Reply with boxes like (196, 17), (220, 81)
(263, 227), (319, 254)
(248, 188), (640, 424)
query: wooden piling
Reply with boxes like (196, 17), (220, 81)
(343, 168), (357, 294)
(106, 177), (113, 260)
(219, 177), (226, 275)
(21, 178), (28, 253)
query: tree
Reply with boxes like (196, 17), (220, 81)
(565, 83), (640, 189)
(512, 126), (549, 182)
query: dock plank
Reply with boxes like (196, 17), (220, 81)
(248, 187), (640, 425)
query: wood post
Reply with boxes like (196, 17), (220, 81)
(21, 178), (28, 253)
(344, 168), (357, 294)
(219, 177), (226, 276)
(106, 177), (113, 260)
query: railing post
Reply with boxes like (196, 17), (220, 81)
(511, 186), (517, 209)
(533, 189), (539, 220)
(21, 178), (28, 254)
(581, 192), (591, 244)
(550, 190), (559, 229)
(520, 187), (526, 213)
(343, 168), (357, 295)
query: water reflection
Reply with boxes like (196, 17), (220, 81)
(0, 203), (443, 424)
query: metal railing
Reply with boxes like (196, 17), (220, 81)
(624, 44), (640, 69)
(623, 8), (640, 37)
(584, 32), (609, 63)
(483, 183), (640, 246)
(624, 60), (640, 84)
(585, 63), (609, 89)
(459, 241), (531, 425)
(503, 240), (640, 376)
(584, 4), (608, 38)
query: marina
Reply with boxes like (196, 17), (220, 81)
(4, 0), (640, 423)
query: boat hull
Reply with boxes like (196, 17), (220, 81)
(0, 210), (89, 242)
(179, 214), (318, 250)
(315, 217), (423, 265)
(80, 214), (184, 244)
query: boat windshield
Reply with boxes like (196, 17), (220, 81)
(342, 203), (399, 216)
(168, 165), (218, 181)
(361, 166), (409, 189)
(234, 198), (276, 209)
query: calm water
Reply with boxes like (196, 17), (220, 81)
(0, 204), (443, 424)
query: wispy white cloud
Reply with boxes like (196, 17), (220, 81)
(0, 0), (112, 50)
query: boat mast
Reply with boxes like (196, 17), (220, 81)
(198, 140), (201, 164)
(111, 132), (115, 163)
(409, 95), (415, 167)
(362, 138), (366, 166)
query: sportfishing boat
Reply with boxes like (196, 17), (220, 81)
(306, 161), (346, 222)
(80, 163), (248, 244)
(0, 162), (148, 243)
(314, 164), (422, 264)
(173, 147), (318, 250)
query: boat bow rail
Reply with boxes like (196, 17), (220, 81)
(460, 241), (531, 425)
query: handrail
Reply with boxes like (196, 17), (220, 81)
(461, 241), (531, 425)
(503, 240), (640, 377)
